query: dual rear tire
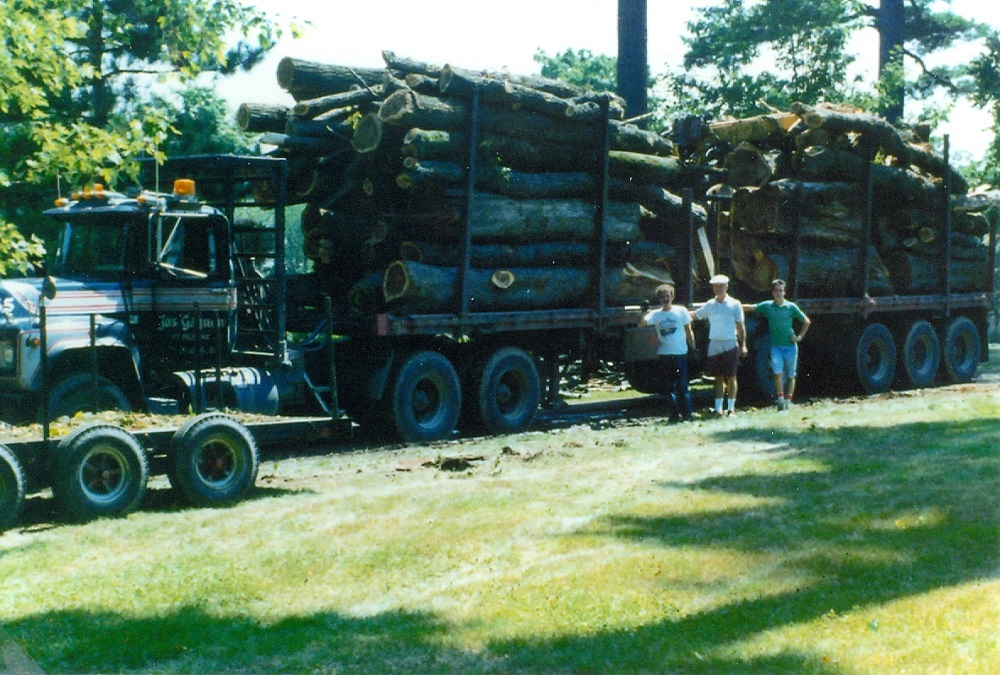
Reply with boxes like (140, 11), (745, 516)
(379, 347), (542, 443)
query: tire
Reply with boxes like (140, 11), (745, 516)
(898, 320), (940, 389)
(941, 316), (980, 383)
(471, 347), (541, 435)
(52, 424), (148, 522)
(0, 445), (26, 532)
(388, 351), (461, 443)
(45, 373), (131, 420)
(169, 414), (260, 506)
(855, 322), (896, 394)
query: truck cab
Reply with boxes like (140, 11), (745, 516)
(0, 181), (238, 422)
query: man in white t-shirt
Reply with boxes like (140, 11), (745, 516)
(692, 274), (746, 416)
(639, 283), (695, 421)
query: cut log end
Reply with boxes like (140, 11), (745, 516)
(491, 270), (515, 289)
(383, 261), (409, 303)
(352, 113), (383, 153)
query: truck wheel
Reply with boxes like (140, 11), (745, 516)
(941, 316), (980, 383)
(45, 373), (131, 420)
(53, 424), (148, 522)
(0, 445), (26, 532)
(898, 320), (940, 389)
(169, 414), (260, 506)
(471, 347), (541, 435)
(855, 322), (896, 394)
(389, 351), (461, 442)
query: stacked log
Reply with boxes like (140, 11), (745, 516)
(239, 53), (705, 314)
(710, 102), (993, 297)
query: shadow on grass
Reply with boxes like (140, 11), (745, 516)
(492, 417), (999, 672)
(4, 606), (500, 674)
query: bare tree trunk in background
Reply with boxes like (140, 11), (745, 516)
(879, 0), (905, 123)
(617, 0), (648, 126)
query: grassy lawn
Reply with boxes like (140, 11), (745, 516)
(0, 350), (998, 673)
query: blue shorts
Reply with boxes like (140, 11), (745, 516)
(770, 345), (798, 380)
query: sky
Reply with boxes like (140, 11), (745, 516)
(215, 0), (1000, 163)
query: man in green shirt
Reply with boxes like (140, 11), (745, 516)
(745, 279), (811, 410)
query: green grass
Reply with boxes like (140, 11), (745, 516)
(1, 354), (998, 673)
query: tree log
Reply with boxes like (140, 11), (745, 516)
(710, 112), (799, 145)
(276, 57), (383, 100)
(790, 101), (911, 166)
(380, 89), (673, 155)
(731, 182), (864, 246)
(608, 151), (685, 186)
(292, 87), (381, 119)
(906, 142), (968, 193)
(883, 250), (990, 293)
(797, 146), (942, 209)
(382, 261), (669, 313)
(722, 142), (774, 187)
(439, 66), (605, 123)
(731, 231), (893, 296)
(399, 239), (679, 271)
(236, 103), (290, 133)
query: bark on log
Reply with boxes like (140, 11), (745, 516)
(797, 147), (942, 209)
(731, 182), (864, 246)
(292, 87), (381, 119)
(608, 151), (685, 186)
(380, 89), (673, 155)
(883, 250), (990, 293)
(711, 112), (799, 145)
(398, 192), (642, 243)
(790, 101), (911, 166)
(382, 261), (670, 313)
(236, 103), (290, 133)
(906, 142), (968, 193)
(382, 50), (584, 98)
(399, 239), (679, 271)
(722, 143), (774, 187)
(731, 231), (893, 296)
(400, 127), (596, 172)
(277, 57), (383, 100)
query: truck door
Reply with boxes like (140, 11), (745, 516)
(148, 212), (236, 367)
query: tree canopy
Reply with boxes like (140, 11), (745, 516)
(0, 0), (293, 274)
(662, 0), (987, 123)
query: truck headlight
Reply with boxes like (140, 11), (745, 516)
(0, 337), (16, 375)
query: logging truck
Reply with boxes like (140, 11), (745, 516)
(1, 55), (997, 529)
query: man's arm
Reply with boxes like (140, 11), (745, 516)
(793, 316), (811, 343)
(685, 323), (696, 349)
(737, 321), (747, 354)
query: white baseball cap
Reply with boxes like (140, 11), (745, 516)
(709, 274), (730, 285)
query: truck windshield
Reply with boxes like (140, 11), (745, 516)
(56, 222), (127, 276)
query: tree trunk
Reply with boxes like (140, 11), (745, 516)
(399, 239), (679, 271)
(277, 57), (383, 100)
(731, 231), (893, 296)
(467, 194), (641, 243)
(439, 66), (601, 122)
(797, 146), (941, 209)
(608, 150), (685, 186)
(292, 87), (381, 119)
(883, 250), (989, 293)
(382, 260), (669, 313)
(791, 101), (910, 165)
(731, 182), (864, 245)
(380, 89), (673, 155)
(710, 113), (800, 145)
(236, 103), (290, 133)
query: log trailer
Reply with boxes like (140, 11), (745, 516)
(0, 122), (994, 530)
